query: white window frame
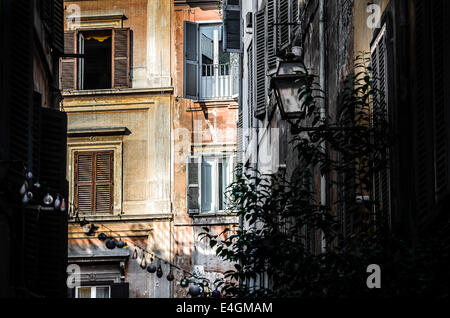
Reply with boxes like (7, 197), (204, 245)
(199, 153), (234, 214)
(75, 285), (111, 298)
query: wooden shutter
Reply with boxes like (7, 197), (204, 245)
(247, 43), (254, 128)
(187, 156), (201, 214)
(223, 0), (241, 53)
(61, 31), (77, 90)
(40, 107), (68, 195)
(7, 0), (33, 174)
(432, 0), (450, 203)
(75, 152), (94, 214)
(277, 0), (290, 52)
(371, 24), (391, 222)
(112, 28), (131, 88)
(75, 151), (113, 215)
(254, 9), (266, 119)
(290, 0), (299, 36)
(95, 151), (114, 214)
(267, 0), (277, 71)
(184, 21), (199, 100)
(52, 0), (64, 53)
(412, 0), (435, 230)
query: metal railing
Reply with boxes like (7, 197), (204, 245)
(200, 63), (237, 100)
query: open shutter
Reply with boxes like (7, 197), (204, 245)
(267, 0), (277, 71)
(277, 0), (290, 52)
(75, 152), (94, 214)
(52, 0), (64, 53)
(187, 156), (201, 214)
(247, 43), (254, 128)
(371, 24), (391, 222)
(290, 0), (299, 36)
(61, 31), (77, 90)
(112, 28), (131, 88)
(40, 107), (67, 194)
(95, 151), (114, 214)
(223, 0), (242, 53)
(254, 10), (266, 119)
(184, 21), (199, 100)
(432, 0), (450, 203)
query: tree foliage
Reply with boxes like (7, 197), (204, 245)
(201, 55), (450, 298)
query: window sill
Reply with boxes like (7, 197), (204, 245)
(68, 213), (173, 223)
(62, 87), (174, 97)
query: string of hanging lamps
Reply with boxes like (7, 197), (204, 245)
(73, 217), (225, 298)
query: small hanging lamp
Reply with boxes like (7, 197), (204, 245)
(140, 252), (147, 269)
(180, 277), (190, 288)
(132, 248), (138, 259)
(166, 266), (174, 281)
(98, 232), (107, 241)
(43, 193), (53, 206)
(156, 260), (163, 278)
(116, 238), (125, 248)
(105, 237), (116, 249)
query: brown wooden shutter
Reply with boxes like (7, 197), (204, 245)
(187, 156), (200, 214)
(60, 31), (77, 90)
(255, 9), (266, 119)
(75, 151), (113, 215)
(112, 28), (131, 88)
(75, 152), (94, 214)
(248, 43), (254, 128)
(95, 151), (114, 214)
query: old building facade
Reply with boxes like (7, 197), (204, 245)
(62, 0), (238, 298)
(240, 0), (450, 292)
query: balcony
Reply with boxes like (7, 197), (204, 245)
(200, 63), (237, 101)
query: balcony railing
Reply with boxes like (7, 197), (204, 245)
(200, 63), (237, 100)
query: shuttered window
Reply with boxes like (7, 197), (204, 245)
(187, 156), (200, 214)
(60, 28), (130, 91)
(277, 0), (290, 51)
(267, 0), (277, 71)
(183, 21), (199, 100)
(223, 0), (241, 53)
(371, 24), (391, 223)
(75, 151), (114, 214)
(254, 9), (266, 118)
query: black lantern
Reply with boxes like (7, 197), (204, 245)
(271, 61), (307, 119)
(98, 232), (107, 241)
(147, 263), (157, 273)
(116, 238), (125, 248)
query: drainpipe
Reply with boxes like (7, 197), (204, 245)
(319, 0), (327, 252)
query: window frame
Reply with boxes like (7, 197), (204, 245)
(184, 21), (238, 101)
(75, 285), (111, 298)
(187, 152), (235, 215)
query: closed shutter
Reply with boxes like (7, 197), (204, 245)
(223, 0), (241, 53)
(32, 92), (42, 180)
(267, 0), (277, 71)
(111, 283), (129, 298)
(187, 156), (201, 214)
(432, 0), (450, 203)
(277, 0), (290, 52)
(75, 152), (94, 214)
(184, 21), (199, 100)
(95, 151), (114, 214)
(247, 43), (254, 128)
(112, 28), (131, 88)
(290, 0), (299, 35)
(61, 31), (77, 90)
(237, 113), (243, 163)
(40, 107), (67, 195)
(75, 151), (113, 215)
(412, 0), (435, 230)
(254, 10), (266, 119)
(8, 0), (33, 174)
(371, 24), (391, 222)
(52, 0), (64, 53)
(37, 210), (68, 297)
